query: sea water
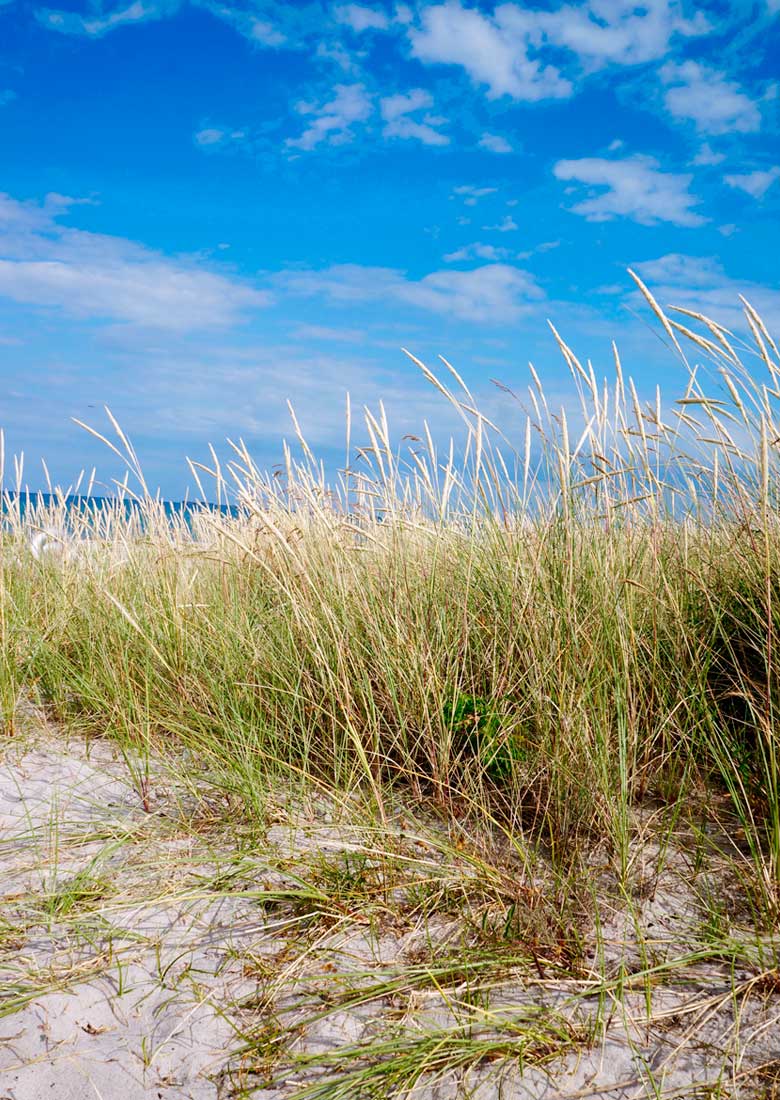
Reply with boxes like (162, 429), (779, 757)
(2, 490), (240, 534)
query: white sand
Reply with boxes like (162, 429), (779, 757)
(2, 704), (779, 1099)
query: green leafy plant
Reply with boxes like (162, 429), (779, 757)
(443, 693), (526, 782)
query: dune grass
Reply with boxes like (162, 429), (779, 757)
(3, 279), (780, 1094)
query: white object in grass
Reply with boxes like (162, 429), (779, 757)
(29, 527), (71, 561)
(28, 526), (124, 565)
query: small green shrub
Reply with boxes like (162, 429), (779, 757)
(443, 692), (527, 783)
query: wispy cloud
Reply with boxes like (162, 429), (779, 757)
(334, 3), (389, 32)
(409, 1), (572, 102)
(631, 252), (780, 333)
(479, 133), (513, 154)
(691, 143), (726, 167)
(36, 0), (179, 37)
(724, 166), (780, 199)
(511, 0), (708, 70)
(315, 40), (361, 72)
(452, 185), (498, 206)
(516, 239), (560, 260)
(443, 242), (512, 262)
(195, 0), (290, 46)
(194, 126), (246, 147)
(190, 0), (329, 48)
(483, 216), (518, 233)
(0, 192), (269, 329)
(554, 154), (705, 226)
(292, 323), (367, 342)
(276, 262), (544, 322)
(407, 0), (708, 103)
(13, 340), (451, 461)
(660, 62), (761, 135)
(380, 88), (449, 145)
(33, 0), (371, 53)
(287, 83), (372, 151)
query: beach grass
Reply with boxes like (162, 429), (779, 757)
(3, 280), (780, 1095)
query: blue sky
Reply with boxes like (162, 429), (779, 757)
(1, 0), (778, 498)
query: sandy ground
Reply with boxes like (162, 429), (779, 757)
(2, 702), (779, 1099)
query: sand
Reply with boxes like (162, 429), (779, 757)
(2, 702), (779, 1099)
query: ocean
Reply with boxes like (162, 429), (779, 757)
(2, 490), (240, 530)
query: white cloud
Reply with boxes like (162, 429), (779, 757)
(240, 16), (285, 45)
(194, 127), (246, 147)
(192, 1), (332, 48)
(517, 239), (560, 260)
(292, 323), (366, 342)
(554, 154), (705, 226)
(35, 0), (308, 45)
(381, 88), (430, 117)
(277, 262), (544, 322)
(631, 252), (780, 335)
(452, 185), (497, 206)
(315, 41), (361, 72)
(30, 341), (452, 460)
(409, 1), (572, 101)
(691, 143), (726, 167)
(504, 0), (708, 70)
(479, 133), (513, 154)
(47, 193), (100, 213)
(334, 3), (389, 31)
(197, 2), (287, 46)
(0, 192), (269, 330)
(204, 0), (348, 47)
(632, 252), (721, 288)
(483, 216), (518, 232)
(195, 128), (226, 147)
(36, 0), (178, 36)
(287, 83), (372, 151)
(725, 166), (780, 199)
(380, 88), (449, 145)
(660, 62), (761, 135)
(0, 90), (17, 106)
(408, 0), (708, 103)
(443, 242), (511, 262)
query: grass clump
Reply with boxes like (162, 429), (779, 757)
(3, 279), (780, 1094)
